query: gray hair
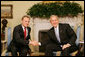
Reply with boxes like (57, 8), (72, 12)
(50, 15), (59, 20)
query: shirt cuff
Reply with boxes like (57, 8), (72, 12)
(39, 42), (41, 46)
(29, 41), (31, 44)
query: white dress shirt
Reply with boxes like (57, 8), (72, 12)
(22, 25), (28, 37)
(54, 25), (61, 43)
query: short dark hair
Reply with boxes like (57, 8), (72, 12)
(21, 15), (30, 20)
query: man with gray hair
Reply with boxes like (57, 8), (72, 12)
(44, 15), (78, 56)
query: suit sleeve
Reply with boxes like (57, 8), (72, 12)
(40, 31), (53, 46)
(66, 24), (77, 46)
(13, 27), (30, 46)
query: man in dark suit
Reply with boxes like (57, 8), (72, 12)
(7, 15), (36, 56)
(43, 15), (78, 56)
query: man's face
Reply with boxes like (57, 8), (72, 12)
(50, 16), (59, 28)
(22, 17), (30, 27)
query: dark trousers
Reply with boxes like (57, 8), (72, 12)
(10, 45), (30, 56)
(45, 43), (78, 56)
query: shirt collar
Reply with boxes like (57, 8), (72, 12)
(54, 25), (59, 30)
(22, 25), (26, 31)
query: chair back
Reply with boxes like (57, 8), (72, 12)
(75, 26), (81, 46)
(7, 27), (12, 46)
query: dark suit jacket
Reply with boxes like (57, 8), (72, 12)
(41, 23), (77, 46)
(8, 24), (31, 51)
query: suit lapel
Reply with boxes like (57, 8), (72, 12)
(51, 24), (62, 43)
(27, 27), (29, 34)
(19, 25), (30, 40)
(19, 25), (24, 38)
(59, 24), (63, 42)
(26, 27), (30, 39)
(51, 27), (59, 43)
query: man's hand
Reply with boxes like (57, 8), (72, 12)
(32, 41), (39, 46)
(29, 40), (39, 46)
(62, 43), (71, 50)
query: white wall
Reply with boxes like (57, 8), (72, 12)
(1, 1), (84, 29)
(1, 1), (42, 40)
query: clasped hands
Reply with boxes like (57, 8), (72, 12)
(29, 40), (71, 49)
(62, 43), (71, 50)
(29, 40), (40, 46)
